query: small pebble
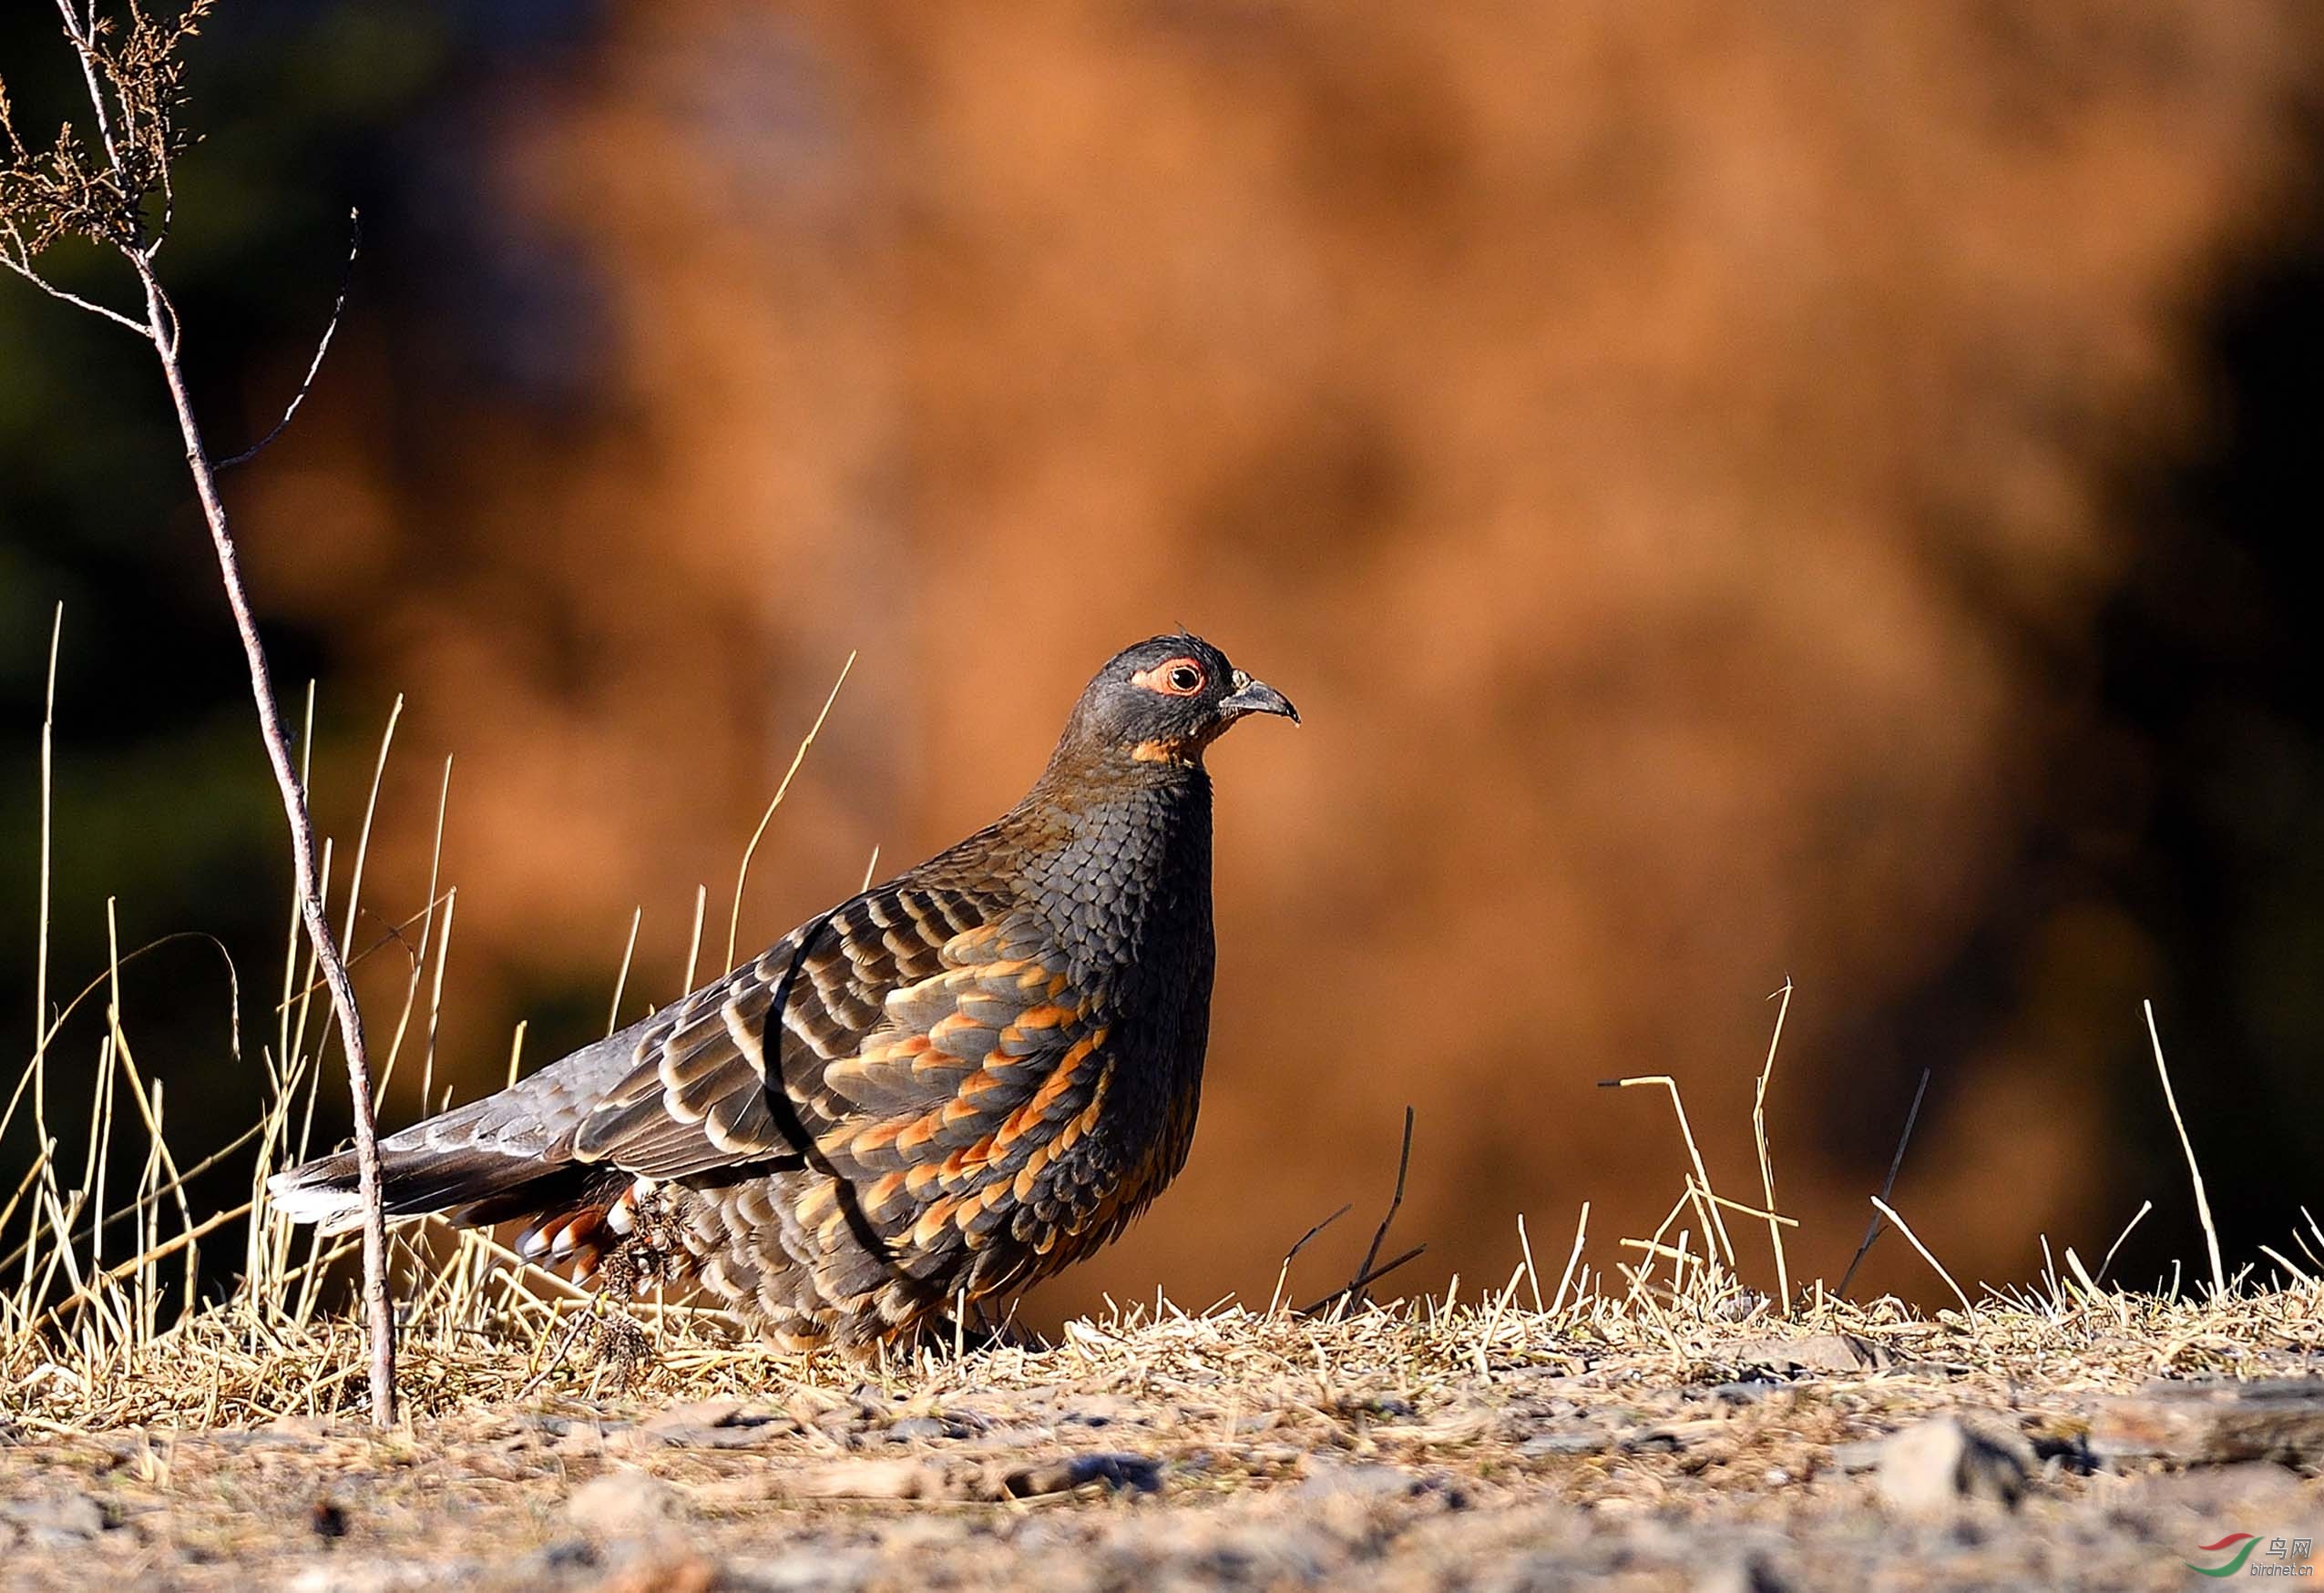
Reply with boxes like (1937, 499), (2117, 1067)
(566, 1470), (687, 1537)
(1876, 1414), (2034, 1515)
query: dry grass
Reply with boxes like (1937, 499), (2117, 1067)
(8, 1199), (2322, 1437)
(7, 939), (2324, 1435)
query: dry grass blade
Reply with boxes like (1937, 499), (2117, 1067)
(374, 758), (455, 1105)
(1550, 1201), (1589, 1315)
(607, 905), (643, 1035)
(2145, 999), (2227, 1299)
(2096, 1200), (2153, 1287)
(339, 694), (404, 982)
(725, 650), (856, 974)
(1515, 1213), (1541, 1313)
(34, 603), (57, 1082)
(1601, 1074), (1736, 1271)
(681, 883), (708, 996)
(1870, 1195), (1976, 1322)
(1752, 977), (1793, 1312)
(2258, 1244), (2314, 1287)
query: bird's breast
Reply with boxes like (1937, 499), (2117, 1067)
(1021, 775), (1215, 1027)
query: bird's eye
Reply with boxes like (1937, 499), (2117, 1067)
(1131, 658), (1208, 697)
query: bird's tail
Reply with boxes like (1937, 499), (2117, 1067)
(265, 1100), (596, 1237)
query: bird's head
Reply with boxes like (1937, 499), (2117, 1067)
(1049, 632), (1298, 773)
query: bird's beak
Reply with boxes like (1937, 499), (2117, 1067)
(1221, 669), (1299, 725)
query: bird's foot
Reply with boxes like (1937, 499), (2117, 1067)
(586, 1312), (653, 1389)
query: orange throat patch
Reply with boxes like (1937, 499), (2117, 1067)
(1130, 737), (1199, 767)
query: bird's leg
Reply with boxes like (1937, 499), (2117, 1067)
(916, 1295), (1040, 1356)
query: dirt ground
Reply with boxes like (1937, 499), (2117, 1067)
(5, 1299), (2322, 1593)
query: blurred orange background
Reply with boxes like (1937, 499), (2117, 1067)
(8, 0), (2324, 1321)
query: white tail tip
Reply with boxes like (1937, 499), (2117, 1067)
(266, 1172), (367, 1235)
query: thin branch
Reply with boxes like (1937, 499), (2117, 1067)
(219, 208), (360, 470)
(0, 250), (151, 336)
(131, 256), (396, 1419)
(1266, 1201), (1350, 1316)
(1297, 1245), (1428, 1318)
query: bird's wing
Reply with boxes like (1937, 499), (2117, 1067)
(795, 895), (1121, 1273)
(565, 880), (1113, 1239)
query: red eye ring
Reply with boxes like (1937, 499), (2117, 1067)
(1131, 658), (1207, 697)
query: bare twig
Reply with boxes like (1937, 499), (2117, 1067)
(1266, 1202), (1350, 1315)
(1836, 1066), (1931, 1300)
(1299, 1108), (1421, 1315)
(133, 256), (394, 1418)
(218, 208), (360, 469)
(0, 253), (149, 334)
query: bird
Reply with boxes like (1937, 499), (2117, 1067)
(269, 632), (1297, 1350)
